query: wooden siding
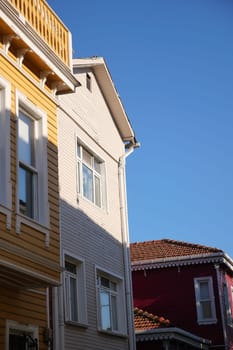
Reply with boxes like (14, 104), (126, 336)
(0, 51), (60, 349)
(0, 287), (48, 350)
(0, 55), (60, 281)
(58, 69), (130, 350)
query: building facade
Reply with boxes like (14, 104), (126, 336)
(0, 0), (77, 348)
(131, 239), (233, 350)
(56, 57), (138, 350)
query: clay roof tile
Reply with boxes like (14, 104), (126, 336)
(130, 239), (222, 262)
(134, 307), (170, 331)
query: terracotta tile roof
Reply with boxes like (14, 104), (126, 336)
(130, 239), (222, 262)
(134, 307), (170, 331)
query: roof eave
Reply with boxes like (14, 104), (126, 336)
(135, 327), (211, 349)
(131, 252), (233, 271)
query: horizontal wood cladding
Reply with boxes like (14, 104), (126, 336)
(0, 54), (61, 283)
(0, 287), (48, 350)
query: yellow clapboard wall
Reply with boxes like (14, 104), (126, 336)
(0, 52), (60, 349)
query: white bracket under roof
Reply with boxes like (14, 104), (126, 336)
(16, 48), (32, 67)
(3, 34), (19, 54)
(40, 70), (54, 89)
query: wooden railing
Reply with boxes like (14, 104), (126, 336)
(8, 0), (70, 66)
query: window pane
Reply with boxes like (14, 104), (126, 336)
(82, 148), (92, 166)
(70, 277), (78, 321)
(9, 334), (25, 350)
(82, 164), (93, 201)
(77, 143), (81, 158)
(65, 261), (76, 274)
(76, 162), (80, 193)
(65, 276), (70, 319)
(200, 281), (209, 299)
(18, 112), (34, 165)
(111, 294), (118, 330)
(94, 158), (101, 173)
(19, 166), (33, 218)
(101, 277), (110, 288)
(100, 291), (111, 330)
(95, 175), (101, 207)
(201, 301), (212, 318)
(9, 330), (35, 350)
(110, 281), (117, 291)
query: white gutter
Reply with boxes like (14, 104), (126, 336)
(118, 141), (140, 350)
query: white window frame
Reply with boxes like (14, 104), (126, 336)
(76, 140), (106, 209)
(194, 276), (217, 325)
(96, 266), (127, 335)
(63, 252), (88, 326)
(16, 91), (49, 242)
(0, 77), (12, 229)
(6, 320), (39, 350)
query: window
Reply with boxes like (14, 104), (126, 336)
(96, 269), (127, 334)
(64, 254), (87, 325)
(6, 321), (38, 350)
(18, 111), (37, 218)
(86, 73), (92, 91)
(194, 277), (217, 324)
(16, 92), (49, 235)
(76, 142), (105, 208)
(0, 77), (11, 227)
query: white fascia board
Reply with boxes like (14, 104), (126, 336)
(73, 57), (136, 144)
(131, 252), (233, 271)
(136, 327), (211, 349)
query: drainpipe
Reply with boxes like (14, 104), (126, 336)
(118, 140), (140, 350)
(215, 264), (227, 350)
(52, 286), (62, 350)
(46, 288), (51, 350)
(53, 194), (65, 350)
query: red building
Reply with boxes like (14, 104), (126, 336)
(131, 239), (233, 350)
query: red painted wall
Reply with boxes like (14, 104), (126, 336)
(132, 263), (224, 346)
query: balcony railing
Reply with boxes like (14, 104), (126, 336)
(8, 0), (70, 66)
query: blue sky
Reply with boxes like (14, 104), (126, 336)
(49, 0), (233, 256)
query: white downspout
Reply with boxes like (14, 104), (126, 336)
(56, 195), (65, 350)
(46, 288), (51, 350)
(215, 264), (227, 350)
(52, 286), (64, 350)
(118, 141), (140, 350)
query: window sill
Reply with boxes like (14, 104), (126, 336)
(77, 194), (106, 212)
(197, 318), (217, 325)
(98, 329), (128, 338)
(16, 213), (50, 246)
(0, 204), (12, 230)
(65, 320), (88, 329)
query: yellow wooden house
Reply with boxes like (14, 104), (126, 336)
(0, 0), (78, 348)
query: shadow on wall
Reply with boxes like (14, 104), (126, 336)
(60, 198), (127, 275)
